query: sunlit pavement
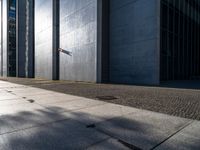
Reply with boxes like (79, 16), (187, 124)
(0, 80), (199, 150)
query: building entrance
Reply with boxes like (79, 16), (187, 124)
(160, 0), (200, 81)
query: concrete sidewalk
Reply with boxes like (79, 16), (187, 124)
(0, 80), (199, 150)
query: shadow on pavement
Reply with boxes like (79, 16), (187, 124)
(0, 105), (187, 150)
(0, 105), (199, 150)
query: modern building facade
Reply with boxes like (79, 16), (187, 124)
(0, 0), (200, 85)
(0, 0), (34, 78)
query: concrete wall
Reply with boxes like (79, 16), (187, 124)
(59, 0), (98, 82)
(0, 0), (2, 75)
(35, 0), (53, 79)
(1, 0), (8, 77)
(0, 0), (161, 85)
(110, 0), (160, 85)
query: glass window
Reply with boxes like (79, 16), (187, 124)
(8, 0), (16, 77)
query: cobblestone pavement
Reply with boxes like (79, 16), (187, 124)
(1, 77), (200, 120)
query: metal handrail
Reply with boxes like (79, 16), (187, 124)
(58, 48), (72, 56)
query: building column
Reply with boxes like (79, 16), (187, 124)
(52, 0), (59, 80)
(1, 0), (8, 77)
(17, 0), (34, 78)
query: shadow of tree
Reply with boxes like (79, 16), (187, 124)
(0, 105), (198, 150)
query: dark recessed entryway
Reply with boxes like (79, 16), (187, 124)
(160, 0), (200, 81)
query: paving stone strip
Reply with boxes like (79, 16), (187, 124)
(1, 77), (200, 120)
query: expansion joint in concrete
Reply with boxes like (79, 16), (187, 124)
(150, 120), (195, 150)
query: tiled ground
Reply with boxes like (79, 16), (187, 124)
(2, 77), (200, 120)
(0, 80), (200, 149)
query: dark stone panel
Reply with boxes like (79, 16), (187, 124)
(97, 0), (110, 83)
(109, 0), (160, 85)
(52, 0), (59, 80)
(27, 0), (34, 78)
(17, 0), (34, 78)
(17, 0), (26, 77)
